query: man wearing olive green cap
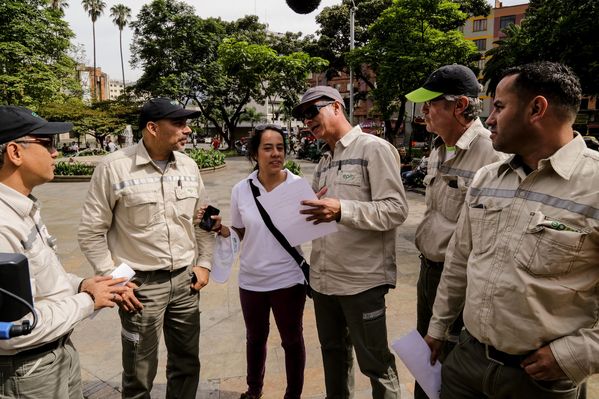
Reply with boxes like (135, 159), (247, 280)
(405, 65), (506, 399)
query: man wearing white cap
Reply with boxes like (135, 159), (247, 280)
(295, 86), (408, 398)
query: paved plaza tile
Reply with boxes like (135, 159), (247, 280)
(33, 156), (598, 398)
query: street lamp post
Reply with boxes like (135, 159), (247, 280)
(349, 0), (356, 125)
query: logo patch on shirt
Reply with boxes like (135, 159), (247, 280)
(336, 171), (362, 186)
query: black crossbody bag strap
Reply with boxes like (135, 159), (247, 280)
(249, 179), (311, 287)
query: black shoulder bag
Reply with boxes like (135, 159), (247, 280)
(249, 179), (312, 297)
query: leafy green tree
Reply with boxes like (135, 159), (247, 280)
(130, 0), (325, 148)
(483, 0), (599, 95)
(82, 0), (106, 101)
(240, 106), (265, 129)
(0, 0), (79, 108)
(110, 4), (132, 90)
(48, 0), (69, 12)
(352, 0), (478, 142)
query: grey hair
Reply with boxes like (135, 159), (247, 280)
(443, 94), (482, 121)
(0, 143), (7, 169)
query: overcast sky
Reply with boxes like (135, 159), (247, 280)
(64, 0), (528, 83)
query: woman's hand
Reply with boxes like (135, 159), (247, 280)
(195, 206), (225, 234)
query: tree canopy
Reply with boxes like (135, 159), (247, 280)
(351, 0), (479, 141)
(0, 0), (80, 108)
(130, 0), (327, 146)
(483, 0), (599, 95)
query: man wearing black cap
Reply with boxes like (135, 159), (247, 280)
(78, 98), (214, 398)
(405, 64), (505, 399)
(0, 106), (126, 398)
(295, 87), (408, 398)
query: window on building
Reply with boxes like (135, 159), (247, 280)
(472, 19), (487, 32)
(474, 39), (486, 52)
(499, 15), (516, 30)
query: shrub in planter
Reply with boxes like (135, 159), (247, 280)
(54, 161), (96, 176)
(186, 148), (226, 169)
(284, 160), (302, 176)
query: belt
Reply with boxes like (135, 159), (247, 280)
(419, 254), (444, 270)
(2, 332), (71, 359)
(467, 330), (531, 368)
(134, 267), (189, 278)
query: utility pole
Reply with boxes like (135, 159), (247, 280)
(349, 0), (356, 125)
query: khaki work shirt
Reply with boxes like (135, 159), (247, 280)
(0, 183), (93, 355)
(429, 134), (599, 384)
(415, 118), (506, 262)
(78, 141), (214, 275)
(310, 126), (408, 295)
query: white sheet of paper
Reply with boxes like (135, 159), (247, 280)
(111, 263), (136, 285)
(391, 330), (441, 399)
(257, 178), (337, 247)
(90, 263), (136, 319)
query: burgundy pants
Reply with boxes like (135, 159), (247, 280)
(239, 284), (307, 399)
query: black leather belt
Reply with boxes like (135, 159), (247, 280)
(419, 254), (444, 270)
(135, 267), (189, 278)
(466, 330), (531, 368)
(3, 333), (70, 359)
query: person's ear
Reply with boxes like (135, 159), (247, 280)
(146, 121), (159, 137)
(529, 95), (548, 123)
(454, 96), (468, 114)
(4, 142), (25, 167)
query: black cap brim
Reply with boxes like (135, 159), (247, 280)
(30, 121), (73, 136)
(164, 109), (202, 120)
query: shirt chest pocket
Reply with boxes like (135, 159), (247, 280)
(335, 169), (363, 187)
(514, 211), (589, 277)
(469, 204), (503, 255)
(122, 191), (161, 227)
(175, 186), (199, 220)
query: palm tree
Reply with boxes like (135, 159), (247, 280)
(48, 0), (69, 12)
(110, 4), (132, 91)
(82, 0), (106, 101)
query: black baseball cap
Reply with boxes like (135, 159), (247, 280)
(292, 86), (345, 119)
(0, 106), (73, 145)
(405, 64), (480, 103)
(139, 97), (202, 130)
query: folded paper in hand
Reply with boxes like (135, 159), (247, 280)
(391, 329), (441, 399)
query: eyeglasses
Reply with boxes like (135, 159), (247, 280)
(423, 97), (447, 108)
(13, 137), (57, 152)
(302, 101), (335, 120)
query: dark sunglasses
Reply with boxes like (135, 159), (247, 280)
(13, 136), (58, 152)
(302, 101), (335, 120)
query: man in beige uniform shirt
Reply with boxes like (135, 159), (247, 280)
(405, 65), (505, 399)
(426, 62), (598, 398)
(295, 86), (408, 399)
(78, 98), (214, 399)
(0, 106), (125, 398)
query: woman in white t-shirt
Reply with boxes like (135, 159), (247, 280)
(205, 124), (307, 399)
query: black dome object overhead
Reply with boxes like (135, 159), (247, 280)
(286, 0), (321, 14)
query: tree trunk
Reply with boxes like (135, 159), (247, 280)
(119, 29), (125, 90)
(92, 21), (97, 101)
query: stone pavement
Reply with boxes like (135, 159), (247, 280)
(35, 156), (598, 398)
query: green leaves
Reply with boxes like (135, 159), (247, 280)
(186, 148), (226, 169)
(0, 0), (77, 108)
(483, 0), (599, 95)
